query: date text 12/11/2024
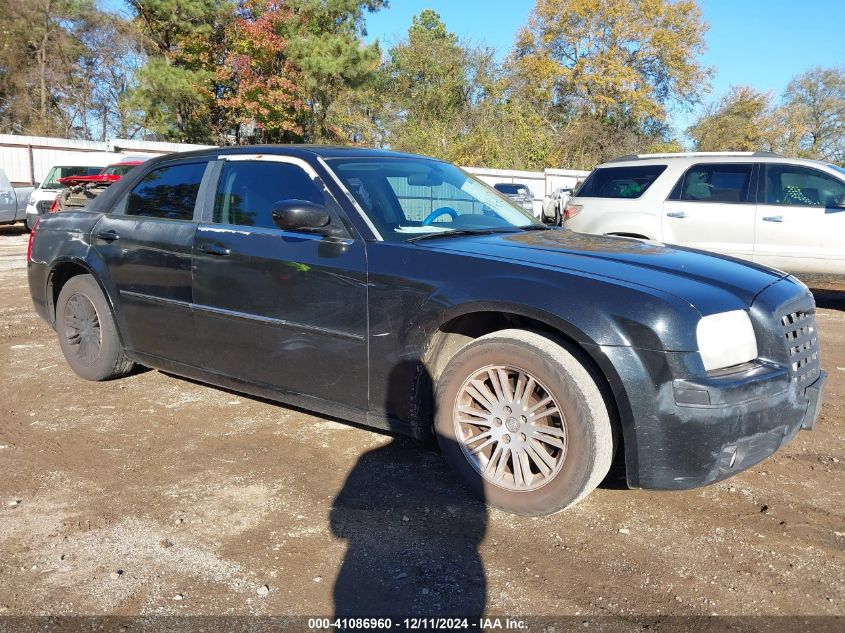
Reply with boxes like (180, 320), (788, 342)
(307, 618), (527, 630)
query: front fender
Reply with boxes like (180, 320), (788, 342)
(365, 242), (701, 438)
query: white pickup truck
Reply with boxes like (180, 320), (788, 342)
(0, 168), (34, 229)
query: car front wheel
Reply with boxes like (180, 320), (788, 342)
(435, 329), (614, 516)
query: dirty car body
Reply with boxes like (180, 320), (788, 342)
(27, 146), (825, 497)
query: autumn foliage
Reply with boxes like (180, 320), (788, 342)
(218, 1), (305, 141)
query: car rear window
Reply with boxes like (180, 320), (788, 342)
(125, 162), (207, 220)
(576, 165), (667, 199)
(494, 183), (526, 195)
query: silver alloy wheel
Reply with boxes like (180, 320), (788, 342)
(453, 364), (568, 492)
(63, 292), (102, 366)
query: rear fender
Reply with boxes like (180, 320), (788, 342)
(46, 254), (127, 347)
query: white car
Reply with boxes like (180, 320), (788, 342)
(564, 152), (845, 276)
(24, 153), (132, 230)
(542, 186), (573, 225)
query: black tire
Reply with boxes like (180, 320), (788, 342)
(553, 203), (563, 226)
(434, 329), (613, 516)
(55, 274), (134, 381)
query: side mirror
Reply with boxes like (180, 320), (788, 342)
(32, 182), (40, 189)
(271, 200), (331, 233)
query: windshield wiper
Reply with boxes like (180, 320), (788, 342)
(517, 225), (552, 231)
(406, 228), (517, 243)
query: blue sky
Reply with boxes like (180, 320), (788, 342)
(363, 0), (845, 135)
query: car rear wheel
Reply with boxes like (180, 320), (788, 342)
(434, 329), (613, 516)
(56, 274), (134, 381)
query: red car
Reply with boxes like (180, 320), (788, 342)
(54, 161), (146, 212)
(57, 161), (145, 188)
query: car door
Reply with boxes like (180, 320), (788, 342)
(662, 162), (756, 260)
(0, 171), (14, 222)
(191, 155), (369, 410)
(92, 159), (211, 365)
(754, 163), (845, 275)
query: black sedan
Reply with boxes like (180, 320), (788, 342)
(26, 146), (826, 515)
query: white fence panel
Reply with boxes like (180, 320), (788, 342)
(0, 134), (214, 184)
(0, 135), (591, 207)
(465, 166), (589, 215)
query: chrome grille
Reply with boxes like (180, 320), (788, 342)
(36, 200), (52, 214)
(780, 309), (820, 388)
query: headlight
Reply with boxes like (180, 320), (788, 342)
(28, 195), (36, 206)
(696, 310), (758, 371)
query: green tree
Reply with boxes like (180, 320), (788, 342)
(687, 86), (782, 152)
(383, 9), (475, 158)
(783, 66), (845, 164)
(514, 0), (711, 123)
(126, 0), (385, 143)
(286, 0), (386, 142)
(216, 0), (305, 143)
(62, 10), (147, 139)
(125, 0), (234, 141)
(0, 0), (98, 136)
(505, 0), (707, 166)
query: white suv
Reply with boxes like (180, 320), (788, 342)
(564, 152), (845, 276)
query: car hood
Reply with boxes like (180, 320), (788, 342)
(420, 229), (787, 313)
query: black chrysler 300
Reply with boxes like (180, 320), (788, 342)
(27, 146), (826, 516)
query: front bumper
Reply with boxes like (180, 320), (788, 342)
(604, 279), (824, 491)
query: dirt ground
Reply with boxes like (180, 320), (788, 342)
(0, 224), (843, 624)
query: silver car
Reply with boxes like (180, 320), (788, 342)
(494, 182), (534, 214)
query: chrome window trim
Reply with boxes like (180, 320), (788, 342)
(217, 153), (320, 179)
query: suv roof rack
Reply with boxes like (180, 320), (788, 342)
(607, 151), (783, 163)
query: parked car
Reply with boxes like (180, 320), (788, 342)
(0, 167), (34, 228)
(541, 186), (573, 225)
(57, 160), (146, 211)
(25, 153), (132, 230)
(27, 146), (825, 516)
(564, 152), (845, 277)
(493, 182), (534, 214)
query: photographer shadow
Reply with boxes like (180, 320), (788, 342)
(330, 362), (488, 620)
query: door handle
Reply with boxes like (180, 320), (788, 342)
(96, 229), (120, 241)
(198, 244), (231, 256)
(666, 211), (687, 219)
(762, 216), (784, 223)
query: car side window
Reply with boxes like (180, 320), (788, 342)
(764, 164), (845, 208)
(213, 161), (326, 229)
(674, 163), (753, 203)
(125, 162), (207, 220)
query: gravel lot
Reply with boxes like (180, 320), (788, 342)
(0, 224), (843, 622)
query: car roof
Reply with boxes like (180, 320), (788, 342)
(597, 152), (837, 171)
(155, 144), (434, 162)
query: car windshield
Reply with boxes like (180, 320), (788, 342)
(42, 166), (102, 189)
(103, 164), (139, 176)
(327, 157), (541, 242)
